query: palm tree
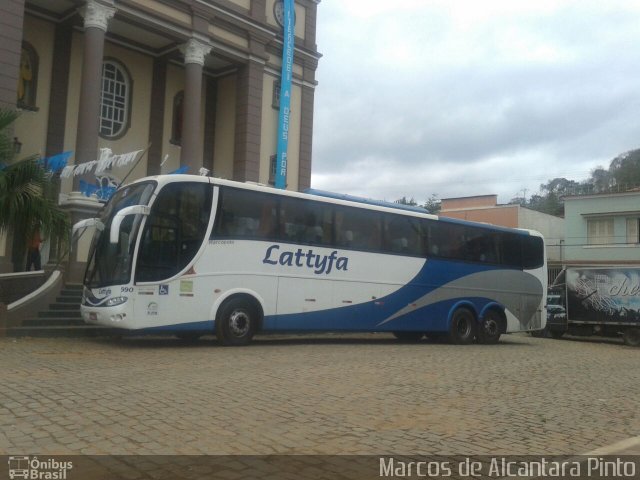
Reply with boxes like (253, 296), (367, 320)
(0, 109), (69, 270)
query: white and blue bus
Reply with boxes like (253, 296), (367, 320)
(77, 175), (547, 345)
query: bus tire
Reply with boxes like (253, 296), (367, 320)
(449, 307), (477, 345)
(477, 310), (503, 344)
(216, 297), (258, 346)
(393, 331), (424, 342)
(622, 328), (640, 347)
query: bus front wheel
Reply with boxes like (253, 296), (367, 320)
(216, 298), (257, 346)
(449, 308), (476, 345)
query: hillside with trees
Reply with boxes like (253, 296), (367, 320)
(509, 149), (640, 217)
(395, 149), (640, 217)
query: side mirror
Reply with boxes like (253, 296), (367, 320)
(110, 205), (151, 244)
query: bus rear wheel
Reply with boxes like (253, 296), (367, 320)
(477, 310), (503, 344)
(216, 298), (257, 346)
(449, 308), (476, 345)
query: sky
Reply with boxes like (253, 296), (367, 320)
(310, 0), (640, 205)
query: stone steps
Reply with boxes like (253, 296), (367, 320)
(8, 283), (118, 337)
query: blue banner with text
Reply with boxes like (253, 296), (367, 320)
(275, 0), (294, 189)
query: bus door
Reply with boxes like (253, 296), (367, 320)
(133, 182), (213, 329)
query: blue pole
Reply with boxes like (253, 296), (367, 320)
(274, 0), (294, 189)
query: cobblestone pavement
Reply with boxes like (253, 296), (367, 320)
(0, 333), (639, 456)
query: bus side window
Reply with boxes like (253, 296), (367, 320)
(502, 233), (523, 268)
(212, 188), (277, 240)
(280, 197), (332, 246)
(383, 214), (422, 256)
(216, 209), (234, 236)
(522, 235), (544, 269)
(335, 207), (381, 251)
(464, 227), (494, 263)
(259, 202), (277, 238)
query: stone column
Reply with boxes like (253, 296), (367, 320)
(147, 56), (167, 176)
(298, 60), (318, 192)
(45, 22), (74, 268)
(203, 76), (217, 174)
(233, 59), (264, 183)
(0, 0), (26, 272)
(0, 0), (24, 110)
(179, 38), (210, 173)
(298, 86), (315, 192)
(59, 194), (103, 283)
(74, 0), (115, 189)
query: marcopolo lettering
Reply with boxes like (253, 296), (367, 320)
(262, 245), (348, 275)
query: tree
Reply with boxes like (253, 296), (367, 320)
(590, 166), (613, 193)
(524, 177), (584, 216)
(608, 149), (640, 188)
(0, 109), (69, 270)
(395, 196), (418, 207)
(423, 194), (441, 215)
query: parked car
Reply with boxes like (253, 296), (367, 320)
(530, 293), (566, 338)
(545, 293), (567, 338)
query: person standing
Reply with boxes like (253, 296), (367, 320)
(25, 228), (44, 271)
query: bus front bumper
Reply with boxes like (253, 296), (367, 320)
(81, 304), (132, 329)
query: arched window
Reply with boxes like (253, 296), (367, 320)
(17, 42), (38, 110)
(170, 90), (184, 145)
(99, 59), (131, 139)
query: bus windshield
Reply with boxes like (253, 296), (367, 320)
(84, 181), (156, 288)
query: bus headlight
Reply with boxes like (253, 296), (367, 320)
(104, 296), (128, 307)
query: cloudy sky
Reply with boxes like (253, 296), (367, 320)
(310, 0), (640, 204)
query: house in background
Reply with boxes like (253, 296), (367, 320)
(440, 194), (565, 283)
(563, 190), (640, 266)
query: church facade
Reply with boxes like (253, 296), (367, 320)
(0, 0), (321, 272)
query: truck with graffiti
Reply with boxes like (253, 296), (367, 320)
(548, 267), (640, 346)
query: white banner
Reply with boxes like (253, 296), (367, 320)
(60, 148), (143, 178)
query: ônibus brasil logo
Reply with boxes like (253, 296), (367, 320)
(8, 456), (73, 479)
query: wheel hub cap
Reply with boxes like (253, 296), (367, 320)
(229, 310), (249, 337)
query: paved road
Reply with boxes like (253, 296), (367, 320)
(1, 333), (639, 456)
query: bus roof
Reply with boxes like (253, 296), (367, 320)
(304, 188), (429, 214)
(126, 175), (541, 238)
